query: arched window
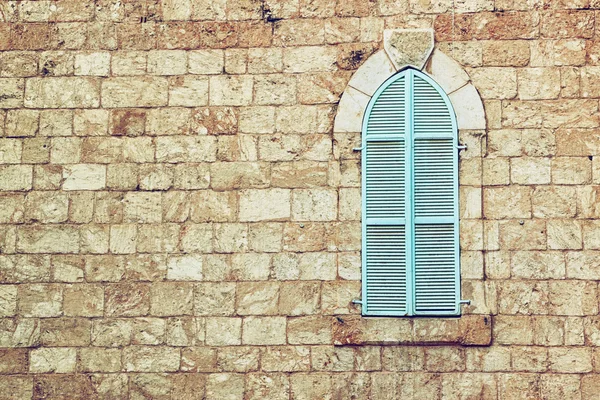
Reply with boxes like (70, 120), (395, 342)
(361, 68), (460, 316)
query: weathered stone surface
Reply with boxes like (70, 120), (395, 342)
(384, 29), (433, 69)
(449, 83), (486, 130)
(101, 77), (169, 107)
(124, 346), (180, 372)
(24, 78), (100, 108)
(333, 86), (370, 133)
(348, 50), (395, 96)
(239, 189), (291, 222)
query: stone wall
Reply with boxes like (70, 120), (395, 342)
(0, 0), (599, 399)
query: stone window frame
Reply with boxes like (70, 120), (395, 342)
(332, 29), (490, 347)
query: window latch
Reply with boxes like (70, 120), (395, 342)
(459, 299), (471, 305)
(352, 299), (363, 305)
(353, 146), (365, 152)
(456, 144), (467, 150)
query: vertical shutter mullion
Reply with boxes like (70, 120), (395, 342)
(405, 70), (415, 316)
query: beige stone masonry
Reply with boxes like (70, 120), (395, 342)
(334, 29), (486, 134)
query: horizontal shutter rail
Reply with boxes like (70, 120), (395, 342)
(365, 218), (406, 225)
(365, 134), (405, 141)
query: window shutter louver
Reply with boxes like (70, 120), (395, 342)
(361, 69), (460, 317)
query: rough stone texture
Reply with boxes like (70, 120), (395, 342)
(384, 29), (434, 69)
(0, 4), (596, 399)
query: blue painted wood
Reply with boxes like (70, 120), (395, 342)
(361, 68), (460, 317)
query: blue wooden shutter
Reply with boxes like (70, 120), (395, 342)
(361, 69), (460, 316)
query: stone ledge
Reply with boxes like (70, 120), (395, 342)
(332, 314), (492, 346)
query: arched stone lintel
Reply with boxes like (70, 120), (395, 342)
(333, 30), (486, 134)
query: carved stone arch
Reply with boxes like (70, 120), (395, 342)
(333, 29), (486, 135)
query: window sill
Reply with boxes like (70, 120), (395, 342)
(332, 314), (492, 346)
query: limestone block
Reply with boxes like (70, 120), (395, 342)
(108, 224), (136, 254)
(0, 194), (24, 223)
(384, 29), (434, 69)
(243, 316), (286, 345)
(17, 225), (79, 254)
(155, 136), (217, 163)
(287, 316), (332, 345)
(63, 284), (104, 317)
(30, 348), (76, 373)
(206, 373), (244, 400)
(216, 346), (260, 372)
(518, 68), (561, 100)
(532, 186), (577, 218)
(25, 77), (100, 108)
(102, 77), (168, 107)
(180, 224), (212, 253)
(0, 139), (21, 164)
(271, 161), (328, 188)
(24, 191), (68, 223)
(312, 346), (354, 372)
(0, 165), (31, 191)
(39, 318), (91, 347)
(209, 75), (253, 106)
(85, 254), (125, 283)
(124, 346), (180, 372)
(214, 223), (247, 253)
(236, 282), (279, 315)
(91, 319), (133, 347)
(131, 318), (166, 345)
(18, 284), (62, 317)
(75, 52), (110, 76)
(499, 220), (546, 251)
(195, 282), (236, 316)
(190, 191), (237, 223)
(62, 164), (106, 190)
(147, 50), (187, 75)
(338, 252), (360, 281)
(333, 87), (370, 133)
(449, 83), (486, 130)
(0, 78), (24, 108)
(290, 373), (332, 400)
(169, 76), (209, 107)
(189, 50), (224, 74)
(292, 189), (337, 221)
(512, 251), (566, 279)
(123, 192), (162, 224)
(254, 75), (297, 105)
(181, 346), (217, 372)
(173, 163), (210, 190)
(205, 317), (242, 346)
(279, 282), (320, 316)
(231, 253), (271, 281)
(79, 348), (122, 373)
(211, 162), (270, 190)
(283, 46), (337, 73)
(347, 50), (395, 96)
(298, 252), (336, 280)
(498, 281), (549, 315)
(111, 51), (147, 75)
(167, 254), (203, 281)
(247, 223), (282, 253)
(245, 373), (289, 400)
(511, 157), (551, 184)
(5, 110), (38, 137)
(469, 67), (517, 99)
(105, 283), (150, 317)
(549, 280), (597, 316)
(150, 282), (193, 316)
(261, 346), (310, 373)
(239, 189), (291, 222)
(552, 157), (591, 184)
(428, 49), (470, 94)
(0, 285), (17, 317)
(547, 220), (582, 250)
(483, 187), (531, 219)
